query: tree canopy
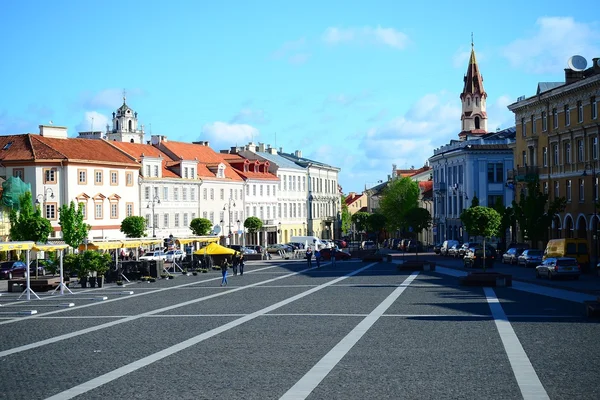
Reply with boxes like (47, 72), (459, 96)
(120, 216), (147, 238)
(190, 218), (212, 236)
(460, 206), (501, 240)
(379, 177), (420, 232)
(404, 207), (432, 237)
(9, 191), (52, 243)
(59, 201), (90, 249)
(244, 216), (263, 233)
(340, 195), (352, 235)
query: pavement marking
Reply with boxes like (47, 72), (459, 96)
(280, 272), (419, 400)
(0, 265), (281, 326)
(44, 263), (378, 400)
(484, 287), (550, 400)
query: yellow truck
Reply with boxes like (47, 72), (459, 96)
(543, 238), (590, 271)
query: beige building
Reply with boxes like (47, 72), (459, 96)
(345, 192), (366, 215)
(507, 56), (600, 270)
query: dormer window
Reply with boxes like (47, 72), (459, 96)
(217, 164), (225, 178)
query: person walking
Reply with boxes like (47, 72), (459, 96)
(315, 248), (321, 268)
(232, 253), (239, 276)
(331, 246), (337, 267)
(239, 254), (245, 275)
(220, 259), (229, 286)
(306, 246), (313, 267)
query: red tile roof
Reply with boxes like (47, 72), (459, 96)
(108, 141), (179, 178)
(0, 134), (138, 166)
(221, 153), (279, 181)
(345, 193), (364, 206)
(419, 181), (433, 192)
(396, 166), (431, 178)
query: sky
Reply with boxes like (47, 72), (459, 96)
(1, 0), (599, 193)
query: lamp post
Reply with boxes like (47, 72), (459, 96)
(219, 219), (224, 245)
(278, 222), (282, 243)
(583, 163), (598, 271)
(35, 187), (55, 219)
(146, 195), (160, 238)
(237, 219), (242, 246)
(223, 198), (236, 245)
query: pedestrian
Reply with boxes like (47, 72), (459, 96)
(306, 246), (313, 267)
(315, 248), (321, 268)
(232, 253), (239, 276)
(239, 254), (245, 275)
(331, 246), (337, 267)
(220, 259), (229, 286)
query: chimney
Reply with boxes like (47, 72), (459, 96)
(294, 150), (302, 158)
(279, 147), (283, 153)
(565, 68), (585, 85)
(258, 142), (266, 152)
(39, 125), (67, 139)
(151, 135), (166, 145)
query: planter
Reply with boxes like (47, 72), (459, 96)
(79, 276), (88, 288)
(88, 277), (97, 288)
(96, 276), (104, 288)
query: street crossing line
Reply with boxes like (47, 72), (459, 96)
(485, 287), (550, 400)
(44, 263), (378, 400)
(279, 272), (420, 400)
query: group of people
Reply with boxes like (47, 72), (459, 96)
(305, 246), (337, 268)
(220, 252), (245, 286)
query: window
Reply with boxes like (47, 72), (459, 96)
(266, 185), (270, 196)
(79, 202), (87, 219)
(578, 140), (584, 162)
(521, 118), (526, 137)
(94, 170), (103, 185)
(594, 137), (599, 160)
(146, 165), (151, 177)
(220, 188), (224, 200)
(210, 188), (214, 200)
(191, 168), (195, 179)
(191, 188), (195, 201)
(191, 212), (196, 220)
(578, 101), (583, 123)
(592, 97), (598, 120)
(487, 163), (503, 183)
(144, 187), (150, 200)
(203, 211), (208, 219)
(595, 177), (599, 201)
(209, 211), (214, 223)
(260, 185), (263, 196)
(174, 213), (180, 227)
(203, 188), (207, 200)
(476, 97), (479, 106)
(566, 180), (572, 202)
(565, 142), (571, 164)
(564, 104), (570, 126)
(154, 186), (159, 198)
(174, 188), (179, 201)
(154, 165), (159, 177)
(554, 181), (559, 198)
(43, 168), (57, 184)
(283, 176), (287, 191)
(184, 167), (188, 178)
(543, 147), (548, 167)
(77, 169), (87, 184)
(252, 185), (256, 196)
(110, 203), (118, 219)
(126, 172), (133, 186)
(95, 203), (103, 219)
(542, 111), (547, 132)
(552, 108), (558, 129)
(531, 115), (536, 134)
(164, 214), (169, 228)
(163, 187), (168, 201)
(145, 214), (150, 227)
(522, 151), (527, 166)
(126, 202), (133, 217)
(182, 188), (187, 201)
(183, 213), (188, 226)
(579, 179), (585, 202)
(153, 214), (158, 229)
(543, 182), (548, 195)
(110, 170), (118, 185)
(553, 144), (559, 165)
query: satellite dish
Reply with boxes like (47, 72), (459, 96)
(567, 55), (587, 71)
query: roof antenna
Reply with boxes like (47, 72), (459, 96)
(471, 32), (474, 48)
(123, 88), (127, 103)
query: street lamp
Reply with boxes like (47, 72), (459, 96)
(583, 163), (598, 270)
(237, 219), (242, 246)
(278, 222), (282, 243)
(146, 195), (160, 238)
(35, 187), (55, 218)
(223, 198), (236, 245)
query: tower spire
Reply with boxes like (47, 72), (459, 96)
(459, 35), (487, 139)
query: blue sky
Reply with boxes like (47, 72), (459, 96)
(1, 0), (599, 193)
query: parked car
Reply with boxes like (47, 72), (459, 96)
(447, 244), (461, 258)
(398, 239), (411, 251)
(29, 259), (56, 276)
(517, 249), (543, 268)
(433, 243), (442, 254)
(536, 257), (580, 280)
(319, 248), (351, 261)
(502, 247), (529, 265)
(463, 247), (495, 268)
(0, 261), (28, 280)
(361, 240), (376, 250)
(440, 240), (459, 256)
(406, 240), (423, 253)
(246, 245), (264, 254)
(458, 242), (480, 258)
(139, 251), (167, 261)
(267, 244), (293, 253)
(334, 239), (347, 248)
(165, 250), (184, 262)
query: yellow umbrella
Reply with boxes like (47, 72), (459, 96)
(194, 242), (236, 256)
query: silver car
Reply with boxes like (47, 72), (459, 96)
(517, 249), (543, 268)
(536, 257), (581, 280)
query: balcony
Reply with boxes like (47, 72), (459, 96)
(507, 166), (539, 183)
(433, 182), (446, 192)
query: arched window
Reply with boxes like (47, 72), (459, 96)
(475, 97), (479, 107)
(467, 97), (470, 106)
(128, 120), (132, 131)
(115, 120), (119, 130)
(475, 117), (480, 129)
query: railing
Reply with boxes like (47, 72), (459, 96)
(433, 182), (446, 191)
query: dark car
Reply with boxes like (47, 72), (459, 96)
(502, 247), (529, 265)
(463, 247), (495, 268)
(536, 257), (580, 280)
(245, 245), (264, 254)
(458, 242), (481, 258)
(29, 259), (56, 276)
(433, 243), (442, 254)
(406, 240), (423, 253)
(0, 261), (28, 280)
(517, 249), (543, 268)
(447, 244), (461, 258)
(440, 240), (459, 256)
(319, 248), (351, 261)
(334, 239), (347, 249)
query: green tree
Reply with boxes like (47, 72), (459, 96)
(379, 177), (419, 232)
(9, 191), (52, 243)
(58, 201), (90, 250)
(512, 179), (566, 247)
(120, 216), (147, 238)
(470, 195), (480, 207)
(244, 216), (263, 234)
(460, 206), (501, 270)
(404, 207), (432, 259)
(368, 212), (387, 242)
(351, 211), (371, 237)
(190, 217), (212, 236)
(340, 196), (352, 235)
(493, 198), (515, 249)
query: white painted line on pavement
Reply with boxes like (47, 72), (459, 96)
(44, 263), (378, 400)
(280, 272), (420, 400)
(484, 287), (549, 400)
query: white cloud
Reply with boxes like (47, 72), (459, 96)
(486, 95), (515, 131)
(79, 88), (146, 109)
(230, 108), (268, 124)
(271, 38), (310, 65)
(201, 121), (259, 144)
(322, 26), (410, 50)
(502, 17), (600, 73)
(76, 111), (110, 133)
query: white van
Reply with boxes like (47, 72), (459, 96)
(290, 236), (325, 250)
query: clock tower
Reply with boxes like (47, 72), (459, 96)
(459, 40), (487, 140)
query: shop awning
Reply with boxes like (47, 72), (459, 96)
(33, 243), (70, 252)
(177, 236), (219, 246)
(78, 241), (124, 251)
(0, 241), (35, 251)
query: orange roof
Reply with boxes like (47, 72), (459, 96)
(0, 134), (138, 166)
(345, 193), (364, 206)
(222, 153), (279, 181)
(419, 181), (433, 192)
(157, 141), (243, 181)
(396, 166), (431, 178)
(109, 141), (178, 178)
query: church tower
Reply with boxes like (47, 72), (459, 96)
(459, 40), (487, 140)
(106, 95), (145, 143)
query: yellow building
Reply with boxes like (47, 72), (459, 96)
(507, 56), (600, 269)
